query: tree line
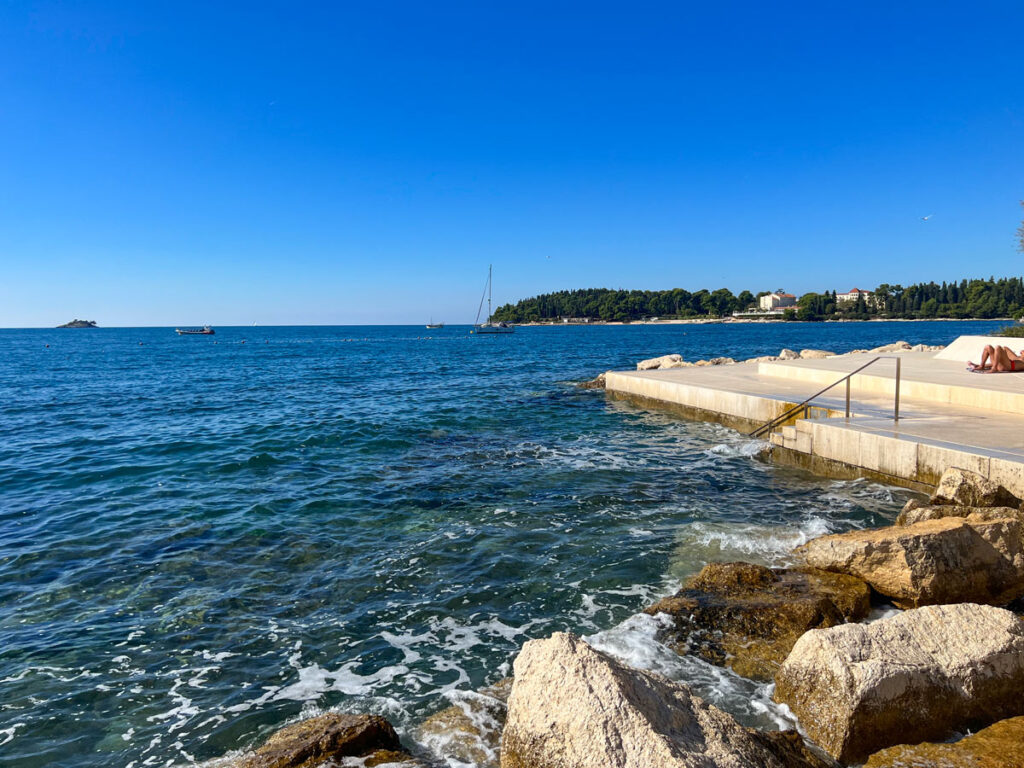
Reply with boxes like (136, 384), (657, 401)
(491, 277), (1024, 323)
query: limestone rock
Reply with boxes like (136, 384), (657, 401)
(930, 466), (1023, 509)
(778, 348), (800, 360)
(662, 359), (696, 368)
(577, 373), (607, 390)
(910, 343), (946, 352)
(868, 340), (912, 353)
(796, 515), (1024, 607)
(746, 355), (780, 363)
(863, 715), (1024, 768)
(774, 604), (1024, 764)
(415, 677), (512, 768)
(645, 562), (870, 680)
(896, 503), (1023, 526)
(798, 349), (836, 359)
(232, 712), (419, 768)
(501, 632), (833, 768)
(637, 354), (683, 370)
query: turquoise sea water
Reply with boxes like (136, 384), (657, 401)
(0, 321), (1007, 767)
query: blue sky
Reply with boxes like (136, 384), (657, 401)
(1, 1), (1022, 326)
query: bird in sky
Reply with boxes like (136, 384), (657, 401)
(921, 214), (933, 221)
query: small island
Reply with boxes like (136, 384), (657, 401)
(57, 319), (98, 328)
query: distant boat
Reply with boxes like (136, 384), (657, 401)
(176, 325), (215, 335)
(473, 265), (514, 334)
(426, 319), (445, 329)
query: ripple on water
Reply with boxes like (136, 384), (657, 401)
(0, 323), (948, 767)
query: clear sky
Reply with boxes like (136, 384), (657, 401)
(1, 1), (1022, 326)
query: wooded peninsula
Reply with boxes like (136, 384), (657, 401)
(491, 277), (1024, 323)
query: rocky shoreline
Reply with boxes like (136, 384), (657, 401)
(207, 465), (1024, 768)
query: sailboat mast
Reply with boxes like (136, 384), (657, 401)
(488, 264), (493, 321)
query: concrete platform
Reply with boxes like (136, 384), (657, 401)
(605, 340), (1024, 496)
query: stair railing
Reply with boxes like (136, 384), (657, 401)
(748, 356), (902, 439)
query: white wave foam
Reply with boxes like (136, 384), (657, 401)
(674, 517), (834, 569)
(0, 722), (26, 747)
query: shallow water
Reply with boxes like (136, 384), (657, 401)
(0, 321), (1003, 767)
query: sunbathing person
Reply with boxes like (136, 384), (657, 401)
(968, 344), (1024, 372)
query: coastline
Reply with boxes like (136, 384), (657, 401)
(514, 317), (1018, 327)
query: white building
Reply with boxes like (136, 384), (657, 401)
(758, 291), (797, 311)
(837, 287), (873, 304)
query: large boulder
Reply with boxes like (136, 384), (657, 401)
(415, 677), (512, 768)
(645, 562), (870, 680)
(863, 715), (1024, 767)
(795, 515), (1024, 608)
(637, 354), (683, 370)
(930, 467), (1023, 509)
(798, 349), (835, 359)
(778, 348), (800, 360)
(232, 713), (423, 768)
(774, 604), (1024, 764)
(896, 502), (1023, 526)
(868, 341), (912, 353)
(501, 632), (834, 768)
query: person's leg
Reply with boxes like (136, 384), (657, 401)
(992, 346), (1013, 372)
(970, 344), (995, 371)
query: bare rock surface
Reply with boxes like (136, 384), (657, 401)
(577, 373), (607, 390)
(778, 348), (800, 360)
(796, 515), (1024, 607)
(645, 562), (870, 680)
(868, 341), (912, 353)
(230, 712), (422, 768)
(637, 354), (683, 370)
(501, 631), (834, 768)
(663, 359), (697, 368)
(863, 715), (1024, 768)
(896, 503), (1023, 526)
(695, 357), (736, 366)
(930, 467), (1023, 509)
(746, 355), (780, 363)
(774, 603), (1024, 764)
(415, 677), (512, 768)
(798, 349), (836, 359)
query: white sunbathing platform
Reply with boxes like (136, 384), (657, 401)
(604, 336), (1024, 496)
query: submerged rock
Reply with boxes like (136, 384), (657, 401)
(930, 466), (1023, 509)
(863, 715), (1024, 768)
(637, 354), (683, 370)
(500, 631), (834, 768)
(230, 712), (422, 768)
(774, 604), (1024, 764)
(415, 677), (512, 768)
(796, 515), (1024, 608)
(645, 562), (870, 681)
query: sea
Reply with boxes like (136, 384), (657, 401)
(0, 320), (1007, 768)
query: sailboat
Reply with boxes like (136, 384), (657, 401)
(426, 318), (445, 329)
(473, 265), (514, 334)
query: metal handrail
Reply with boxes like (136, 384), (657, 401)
(748, 355), (902, 439)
